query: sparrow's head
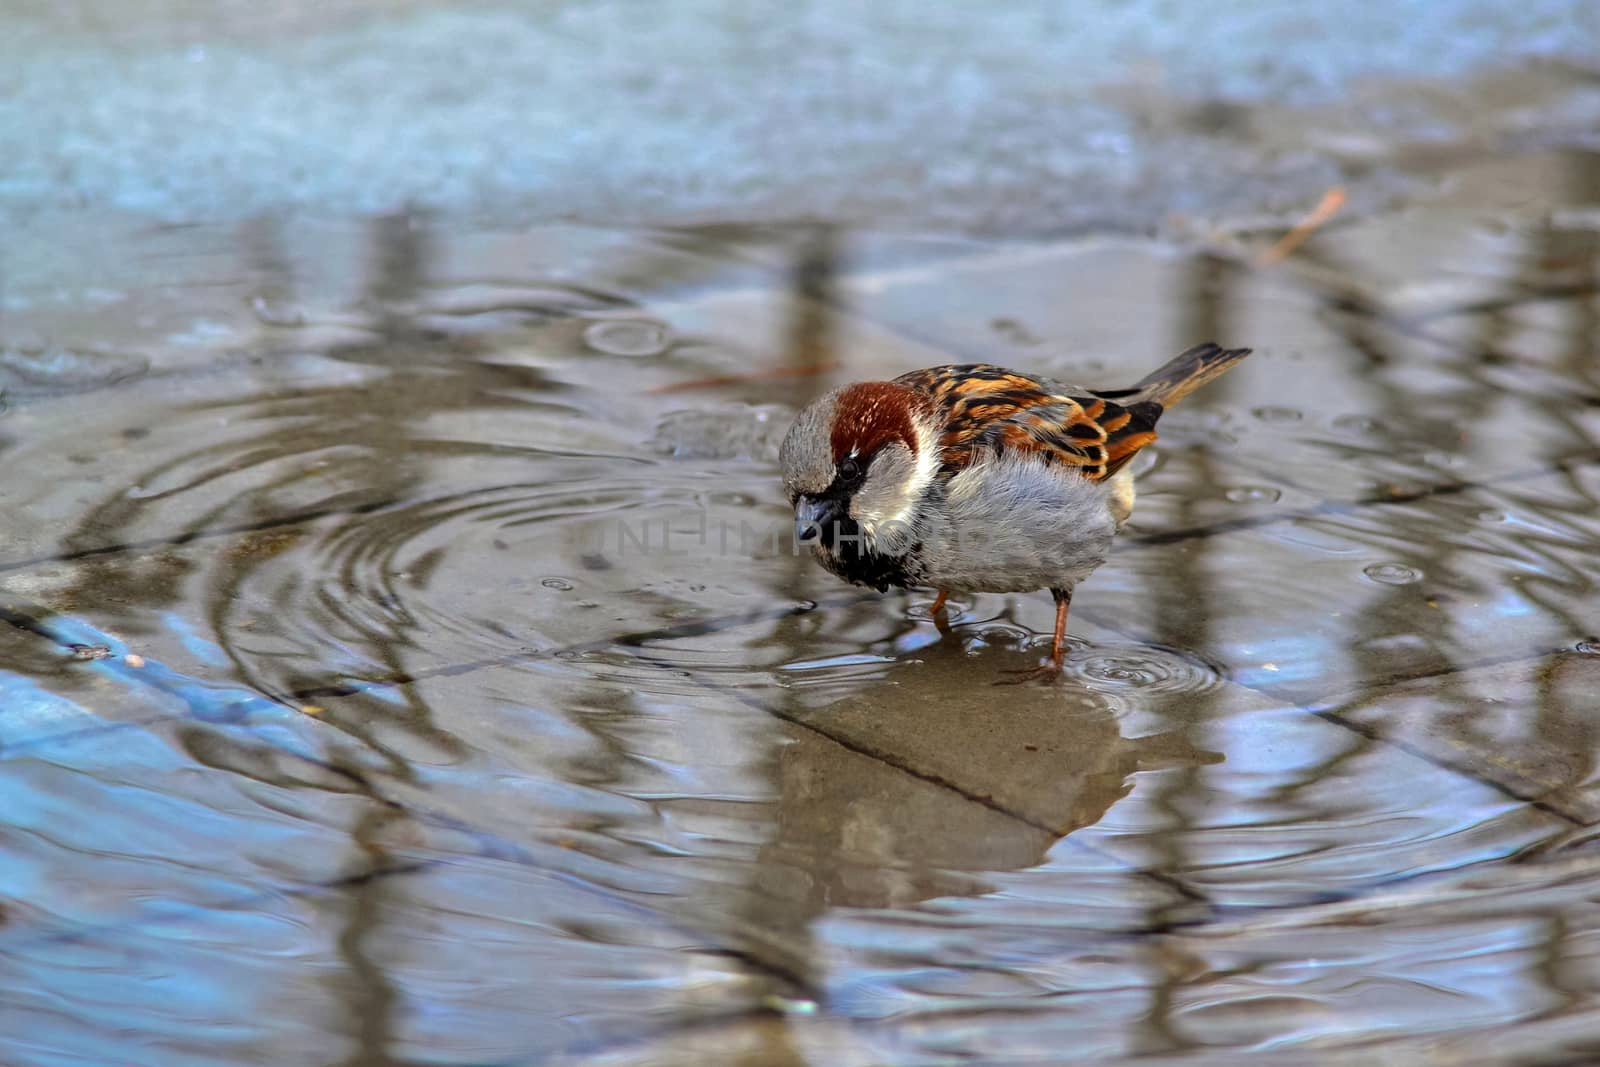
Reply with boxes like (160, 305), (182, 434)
(779, 381), (937, 552)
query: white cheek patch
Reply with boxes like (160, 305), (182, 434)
(896, 421), (941, 523)
(859, 421), (939, 535)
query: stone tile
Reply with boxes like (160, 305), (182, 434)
(1142, 851), (1600, 1062)
(786, 625), (1564, 910)
(0, 216), (805, 394)
(1070, 694), (1562, 908)
(0, 879), (362, 1067)
(840, 235), (1600, 505)
(704, 607), (1548, 927)
(543, 1014), (882, 1067)
(6, 600), (1170, 1015)
(1301, 149), (1600, 320)
(356, 858), (777, 1064)
(1084, 463), (1600, 706)
(784, 635), (1223, 839)
(0, 849), (772, 1067)
(0, 467), (800, 703)
(1330, 648), (1600, 823)
(658, 609), (1566, 945)
(0, 213), (974, 431)
(0, 665), (807, 1066)
(1159, 916), (1571, 1058)
(0, 680), (402, 930)
(308, 642), (1193, 976)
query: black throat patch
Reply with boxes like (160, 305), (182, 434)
(809, 496), (923, 592)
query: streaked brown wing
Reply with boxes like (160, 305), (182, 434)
(893, 364), (1160, 482)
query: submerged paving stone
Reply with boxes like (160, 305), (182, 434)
(1330, 648), (1600, 823)
(839, 166), (1600, 506)
(0, 850), (771, 1067)
(1139, 852), (1600, 1062)
(295, 648), (1194, 996)
(346, 859), (777, 1063)
(1085, 461), (1600, 705)
(0, 666), (805, 1065)
(790, 619), (1567, 910)
(784, 634), (1224, 838)
(0, 882), (363, 1067)
(543, 1014), (883, 1067)
(0, 705), (375, 937)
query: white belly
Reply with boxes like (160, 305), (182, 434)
(916, 454), (1119, 594)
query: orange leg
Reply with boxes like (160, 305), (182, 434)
(1048, 589), (1071, 666)
(999, 588), (1071, 685)
(930, 589), (953, 634)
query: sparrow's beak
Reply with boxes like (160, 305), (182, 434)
(794, 495), (836, 543)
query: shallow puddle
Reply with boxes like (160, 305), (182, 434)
(2, 152), (1600, 1064)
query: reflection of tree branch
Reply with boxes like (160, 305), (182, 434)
(1309, 154), (1599, 827)
(333, 806), (404, 1067)
(1132, 250), (1236, 1054)
(726, 225), (842, 1051)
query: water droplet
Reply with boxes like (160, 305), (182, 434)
(1362, 562), (1423, 586)
(541, 577), (574, 591)
(1252, 405), (1302, 423)
(1577, 638), (1600, 655)
(764, 994), (819, 1015)
(1478, 509), (1508, 523)
(1332, 413), (1383, 437)
(1225, 485), (1282, 504)
(249, 294), (306, 327)
(582, 319), (669, 356)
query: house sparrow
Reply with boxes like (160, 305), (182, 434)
(779, 342), (1252, 680)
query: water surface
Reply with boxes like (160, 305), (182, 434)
(2, 152), (1600, 1064)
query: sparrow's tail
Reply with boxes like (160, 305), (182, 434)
(1130, 343), (1252, 408)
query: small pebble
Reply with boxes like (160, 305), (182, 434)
(124, 653), (146, 668)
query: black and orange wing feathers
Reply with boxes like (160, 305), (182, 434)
(892, 364), (1161, 482)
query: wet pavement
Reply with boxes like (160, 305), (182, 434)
(3, 145), (1600, 1064)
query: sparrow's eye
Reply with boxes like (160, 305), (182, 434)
(837, 457), (863, 485)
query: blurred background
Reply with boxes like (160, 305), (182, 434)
(2, 0), (1596, 235)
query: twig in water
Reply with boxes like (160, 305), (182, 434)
(1254, 187), (1347, 266)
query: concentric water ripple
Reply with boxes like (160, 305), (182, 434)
(208, 472), (787, 696)
(1062, 644), (1229, 697)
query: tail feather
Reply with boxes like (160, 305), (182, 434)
(1130, 342), (1252, 408)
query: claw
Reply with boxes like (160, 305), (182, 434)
(995, 660), (1064, 686)
(995, 587), (1072, 686)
